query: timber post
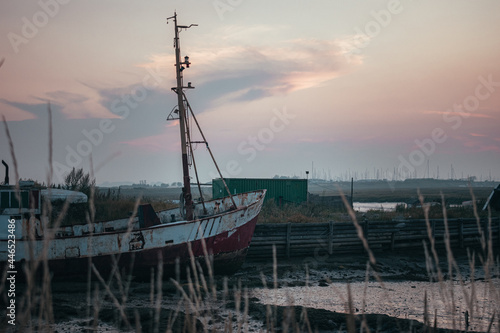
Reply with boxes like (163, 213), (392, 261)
(459, 219), (464, 249)
(328, 221), (334, 255)
(286, 222), (292, 258)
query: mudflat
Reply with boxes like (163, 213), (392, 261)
(18, 247), (496, 332)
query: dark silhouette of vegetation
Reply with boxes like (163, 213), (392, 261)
(63, 167), (95, 197)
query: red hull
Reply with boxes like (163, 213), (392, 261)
(21, 215), (259, 279)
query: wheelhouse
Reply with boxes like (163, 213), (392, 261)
(0, 183), (41, 215)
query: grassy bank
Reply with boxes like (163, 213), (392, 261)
(2, 186), (499, 332)
(259, 198), (496, 224)
(74, 187), (496, 225)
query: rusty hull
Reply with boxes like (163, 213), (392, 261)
(0, 190), (266, 278)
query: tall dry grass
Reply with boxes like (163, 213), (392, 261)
(1, 110), (499, 332)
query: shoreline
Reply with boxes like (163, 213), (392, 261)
(10, 247), (495, 332)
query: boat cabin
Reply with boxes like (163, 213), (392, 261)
(0, 183), (42, 240)
(0, 183), (41, 215)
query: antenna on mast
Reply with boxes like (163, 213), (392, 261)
(168, 12), (198, 220)
(167, 12), (236, 220)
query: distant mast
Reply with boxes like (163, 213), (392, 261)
(167, 12), (197, 220)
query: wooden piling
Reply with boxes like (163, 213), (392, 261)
(246, 217), (500, 259)
(328, 221), (334, 255)
(286, 222), (291, 258)
(459, 219), (464, 249)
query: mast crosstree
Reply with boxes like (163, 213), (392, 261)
(167, 12), (235, 220)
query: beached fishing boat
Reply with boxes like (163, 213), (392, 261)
(0, 13), (265, 278)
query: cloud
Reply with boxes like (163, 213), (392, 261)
(0, 99), (38, 121)
(422, 110), (494, 119)
(139, 33), (362, 105)
(200, 38), (360, 98)
(336, 33), (372, 61)
(453, 134), (500, 153)
(119, 122), (179, 152)
(43, 88), (120, 119)
(3, 86), (132, 121)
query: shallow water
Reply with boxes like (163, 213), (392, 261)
(11, 251), (499, 332)
(252, 279), (500, 332)
(353, 202), (405, 212)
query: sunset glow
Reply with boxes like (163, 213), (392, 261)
(1, 0), (499, 185)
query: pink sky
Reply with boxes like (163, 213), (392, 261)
(1, 0), (499, 185)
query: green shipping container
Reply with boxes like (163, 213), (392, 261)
(212, 178), (307, 205)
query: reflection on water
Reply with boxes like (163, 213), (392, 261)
(353, 202), (406, 212)
(252, 279), (499, 332)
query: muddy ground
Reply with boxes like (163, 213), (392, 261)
(3, 248), (499, 332)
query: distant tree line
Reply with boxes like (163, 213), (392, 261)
(272, 175), (302, 180)
(18, 167), (95, 196)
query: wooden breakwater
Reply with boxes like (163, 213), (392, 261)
(247, 217), (500, 259)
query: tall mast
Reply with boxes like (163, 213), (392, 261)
(167, 12), (197, 220)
